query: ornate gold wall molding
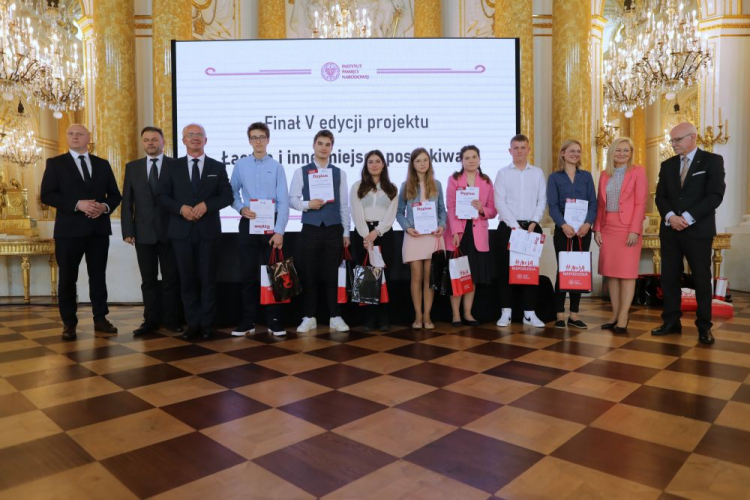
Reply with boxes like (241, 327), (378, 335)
(94, 0), (137, 202)
(495, 0), (534, 163)
(153, 0), (192, 156)
(258, 0), (285, 39)
(552, 0), (592, 170)
(414, 0), (441, 37)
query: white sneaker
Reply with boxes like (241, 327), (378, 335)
(269, 321), (287, 337)
(329, 316), (350, 332)
(496, 308), (512, 327)
(297, 317), (317, 333)
(523, 311), (545, 328)
(231, 324), (255, 337)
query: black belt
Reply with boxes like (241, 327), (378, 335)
(517, 220), (534, 230)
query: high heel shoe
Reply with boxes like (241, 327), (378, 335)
(612, 320), (629, 334)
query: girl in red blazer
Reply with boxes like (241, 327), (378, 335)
(593, 137), (648, 333)
(444, 145), (497, 326)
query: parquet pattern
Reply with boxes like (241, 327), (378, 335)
(1, 296), (749, 499)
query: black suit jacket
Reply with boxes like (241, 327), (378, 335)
(40, 152), (122, 238)
(121, 156), (173, 245)
(655, 148), (725, 239)
(156, 155), (232, 240)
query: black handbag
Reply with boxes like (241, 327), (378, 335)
(352, 255), (384, 305)
(429, 238), (449, 294)
(267, 249), (302, 302)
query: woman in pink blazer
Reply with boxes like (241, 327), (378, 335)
(444, 145), (497, 326)
(593, 137), (648, 333)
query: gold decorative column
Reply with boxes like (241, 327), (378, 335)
(414, 0), (442, 37)
(495, 1), (534, 163)
(552, 0), (592, 170)
(153, 0), (192, 156)
(630, 106), (646, 167)
(94, 0), (136, 190)
(57, 112), (71, 155)
(258, 0), (286, 39)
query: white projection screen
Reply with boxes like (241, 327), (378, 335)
(172, 38), (520, 232)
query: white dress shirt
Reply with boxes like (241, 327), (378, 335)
(69, 150), (109, 213)
(493, 162), (547, 227)
(665, 147), (697, 226)
(289, 159), (351, 237)
(350, 181), (398, 237)
(187, 154), (206, 180)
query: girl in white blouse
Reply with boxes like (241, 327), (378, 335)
(350, 150), (399, 331)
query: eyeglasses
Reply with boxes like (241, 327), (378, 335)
(184, 133), (205, 139)
(668, 134), (692, 144)
(249, 135), (268, 142)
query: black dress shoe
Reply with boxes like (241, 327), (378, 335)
(61, 325), (77, 341)
(179, 326), (200, 341)
(201, 328), (215, 339)
(133, 324), (157, 336)
(452, 320), (463, 327)
(463, 319), (480, 327)
(651, 322), (682, 336)
(698, 329), (715, 345)
(613, 321), (629, 334)
(567, 319), (588, 330)
(164, 324), (184, 333)
(601, 322), (616, 330)
(555, 320), (566, 329)
(94, 319), (118, 334)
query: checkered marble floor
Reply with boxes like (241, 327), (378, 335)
(1, 296), (750, 500)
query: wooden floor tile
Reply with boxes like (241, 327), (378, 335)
(666, 453), (750, 499)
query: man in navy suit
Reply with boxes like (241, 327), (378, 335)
(121, 126), (183, 336)
(40, 124), (122, 341)
(653, 122), (725, 345)
(157, 124), (233, 340)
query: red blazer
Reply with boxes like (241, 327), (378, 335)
(594, 165), (648, 234)
(444, 172), (497, 252)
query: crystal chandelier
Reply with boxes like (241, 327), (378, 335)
(0, 100), (41, 169)
(312, 1), (372, 39)
(0, 0), (84, 118)
(603, 6), (658, 117)
(636, 0), (712, 100)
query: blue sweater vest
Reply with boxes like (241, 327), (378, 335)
(301, 163), (342, 227)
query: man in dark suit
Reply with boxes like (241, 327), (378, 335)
(653, 122), (725, 345)
(40, 124), (122, 341)
(157, 123), (232, 340)
(122, 126), (183, 336)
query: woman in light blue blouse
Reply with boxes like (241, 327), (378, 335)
(396, 147), (446, 329)
(547, 139), (597, 329)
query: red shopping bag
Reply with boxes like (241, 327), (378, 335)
(680, 288), (698, 311)
(338, 247), (354, 304)
(558, 237), (592, 292)
(509, 251), (539, 285)
(260, 265), (291, 305)
(449, 249), (474, 296)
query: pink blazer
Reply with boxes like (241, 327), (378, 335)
(594, 165), (648, 234)
(444, 172), (497, 252)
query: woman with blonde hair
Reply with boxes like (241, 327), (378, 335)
(593, 137), (648, 333)
(548, 139), (597, 329)
(396, 147), (446, 329)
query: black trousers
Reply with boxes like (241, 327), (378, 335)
(135, 240), (182, 327)
(660, 230), (714, 330)
(553, 227), (592, 313)
(350, 221), (393, 326)
(300, 223), (343, 318)
(55, 235), (110, 326)
(172, 230), (219, 329)
(238, 219), (282, 326)
(497, 221), (542, 310)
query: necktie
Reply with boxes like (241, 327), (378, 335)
(149, 158), (159, 195)
(680, 156), (689, 187)
(78, 155), (91, 186)
(191, 158), (200, 194)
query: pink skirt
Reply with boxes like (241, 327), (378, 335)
(403, 233), (442, 263)
(598, 213), (642, 279)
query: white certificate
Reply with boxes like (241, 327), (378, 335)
(412, 201), (438, 234)
(249, 199), (275, 234)
(456, 187), (480, 220)
(564, 198), (589, 232)
(507, 228), (545, 257)
(368, 245), (386, 268)
(307, 169), (335, 202)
